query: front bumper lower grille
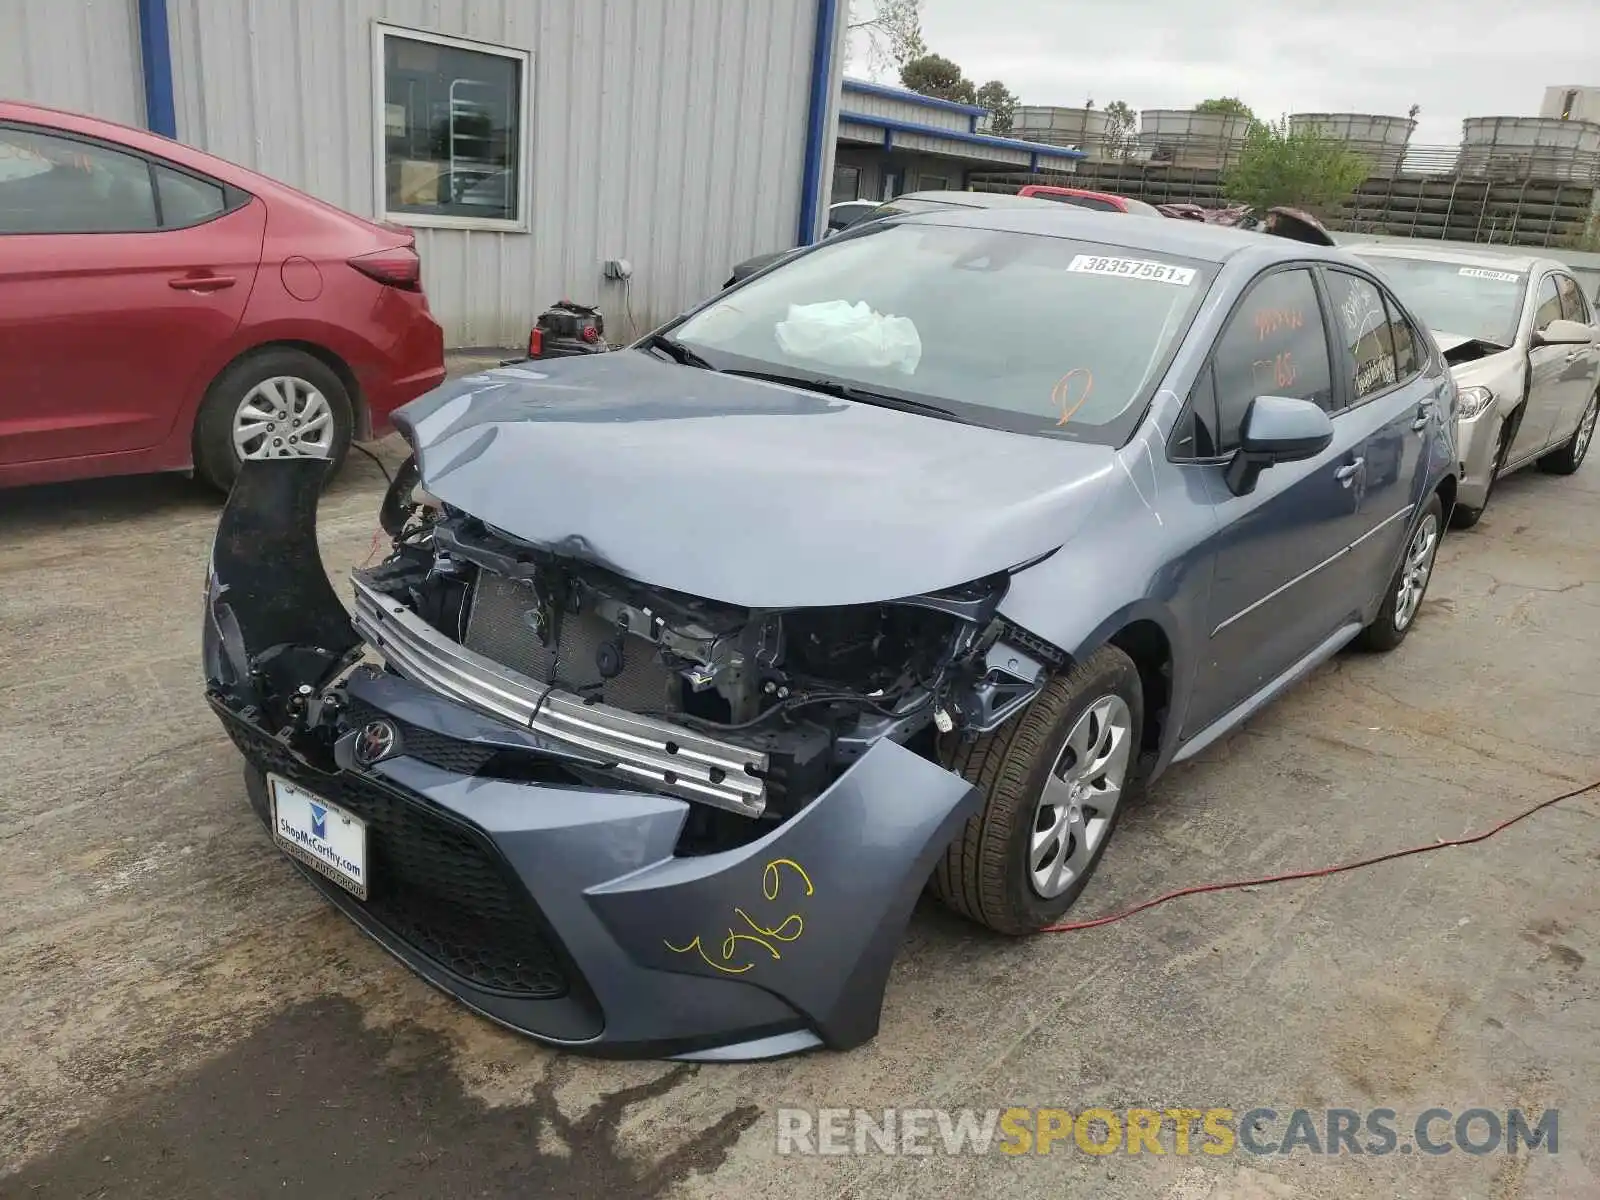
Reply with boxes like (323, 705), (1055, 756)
(350, 575), (769, 817)
(215, 704), (570, 999)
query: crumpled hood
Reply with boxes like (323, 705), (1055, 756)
(393, 350), (1117, 608)
(1432, 331), (1480, 356)
(1434, 331), (1525, 393)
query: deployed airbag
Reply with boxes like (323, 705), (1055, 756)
(775, 300), (922, 374)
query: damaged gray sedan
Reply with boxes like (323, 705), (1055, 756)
(205, 207), (1457, 1059)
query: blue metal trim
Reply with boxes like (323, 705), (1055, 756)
(838, 110), (1087, 160)
(883, 127), (893, 150)
(136, 0), (177, 138)
(797, 0), (840, 246)
(1029, 151), (1039, 173)
(843, 77), (987, 118)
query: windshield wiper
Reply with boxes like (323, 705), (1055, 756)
(642, 332), (716, 370)
(720, 369), (966, 423)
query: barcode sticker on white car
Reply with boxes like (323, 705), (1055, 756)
(1459, 267), (1520, 282)
(1068, 255), (1196, 285)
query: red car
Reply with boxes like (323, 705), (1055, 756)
(1015, 184), (1165, 217)
(0, 102), (445, 491)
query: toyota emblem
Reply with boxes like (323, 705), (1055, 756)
(354, 719), (398, 765)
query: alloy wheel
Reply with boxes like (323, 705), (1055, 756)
(232, 376), (337, 460)
(1393, 513), (1440, 632)
(1029, 694), (1133, 899)
(1575, 394), (1598, 467)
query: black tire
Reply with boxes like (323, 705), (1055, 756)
(1537, 389), (1598, 477)
(193, 348), (354, 493)
(1356, 492), (1444, 652)
(1449, 419), (1510, 530)
(931, 645), (1144, 935)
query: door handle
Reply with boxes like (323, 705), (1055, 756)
(169, 274), (236, 292)
(1335, 457), (1365, 486)
(1411, 407), (1432, 432)
(1565, 350), (1583, 364)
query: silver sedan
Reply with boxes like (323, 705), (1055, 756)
(1351, 244), (1600, 527)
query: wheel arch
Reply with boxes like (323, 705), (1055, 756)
(1105, 619), (1174, 773)
(1056, 602), (1184, 777)
(191, 338), (369, 459)
(1434, 470), (1457, 521)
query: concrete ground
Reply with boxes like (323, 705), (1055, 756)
(1, 405), (1596, 1198)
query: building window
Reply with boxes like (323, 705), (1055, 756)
(374, 24), (529, 230)
(832, 163), (861, 202)
(919, 175), (949, 192)
(1562, 89), (1579, 120)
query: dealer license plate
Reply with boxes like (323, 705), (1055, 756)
(269, 775), (369, 900)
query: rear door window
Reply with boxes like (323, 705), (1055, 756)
(1324, 270), (1399, 402)
(0, 125), (157, 233)
(1384, 295), (1422, 380)
(1210, 268), (1335, 452)
(153, 164), (228, 228)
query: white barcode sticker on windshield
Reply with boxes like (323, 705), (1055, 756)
(1068, 255), (1196, 285)
(1459, 267), (1519, 282)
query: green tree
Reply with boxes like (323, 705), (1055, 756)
(1223, 117), (1371, 214)
(846, 0), (925, 75)
(900, 53), (976, 105)
(1103, 99), (1137, 159)
(975, 80), (1018, 134)
(1195, 96), (1256, 122)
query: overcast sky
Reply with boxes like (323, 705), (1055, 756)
(850, 0), (1600, 146)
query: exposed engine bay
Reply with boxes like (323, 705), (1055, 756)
(355, 461), (1053, 835)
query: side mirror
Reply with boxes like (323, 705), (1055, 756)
(1531, 318), (1593, 348)
(1224, 395), (1335, 497)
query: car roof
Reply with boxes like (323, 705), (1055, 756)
(890, 202), (1362, 267)
(1347, 242), (1554, 274)
(891, 190), (1064, 210)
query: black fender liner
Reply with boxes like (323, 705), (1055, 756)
(206, 458), (361, 721)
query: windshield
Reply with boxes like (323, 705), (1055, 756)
(669, 221), (1217, 444)
(1355, 255), (1527, 346)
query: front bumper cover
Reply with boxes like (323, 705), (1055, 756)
(202, 459), (980, 1060)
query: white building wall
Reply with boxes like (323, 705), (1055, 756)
(0, 0), (146, 126)
(164, 0), (840, 347)
(1540, 86), (1600, 123)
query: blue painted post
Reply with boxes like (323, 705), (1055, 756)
(136, 0), (177, 138)
(796, 0), (840, 246)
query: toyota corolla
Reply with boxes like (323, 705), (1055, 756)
(204, 207), (1457, 1060)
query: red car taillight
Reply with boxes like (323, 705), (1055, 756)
(348, 246), (422, 291)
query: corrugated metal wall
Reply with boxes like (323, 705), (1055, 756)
(839, 89), (969, 135)
(162, 0), (834, 347)
(0, 0), (146, 126)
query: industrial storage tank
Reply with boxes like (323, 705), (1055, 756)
(1457, 116), (1600, 183)
(1289, 112), (1415, 176)
(1137, 109), (1250, 170)
(1011, 106), (1111, 155)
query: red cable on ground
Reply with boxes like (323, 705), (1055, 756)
(1042, 776), (1600, 933)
